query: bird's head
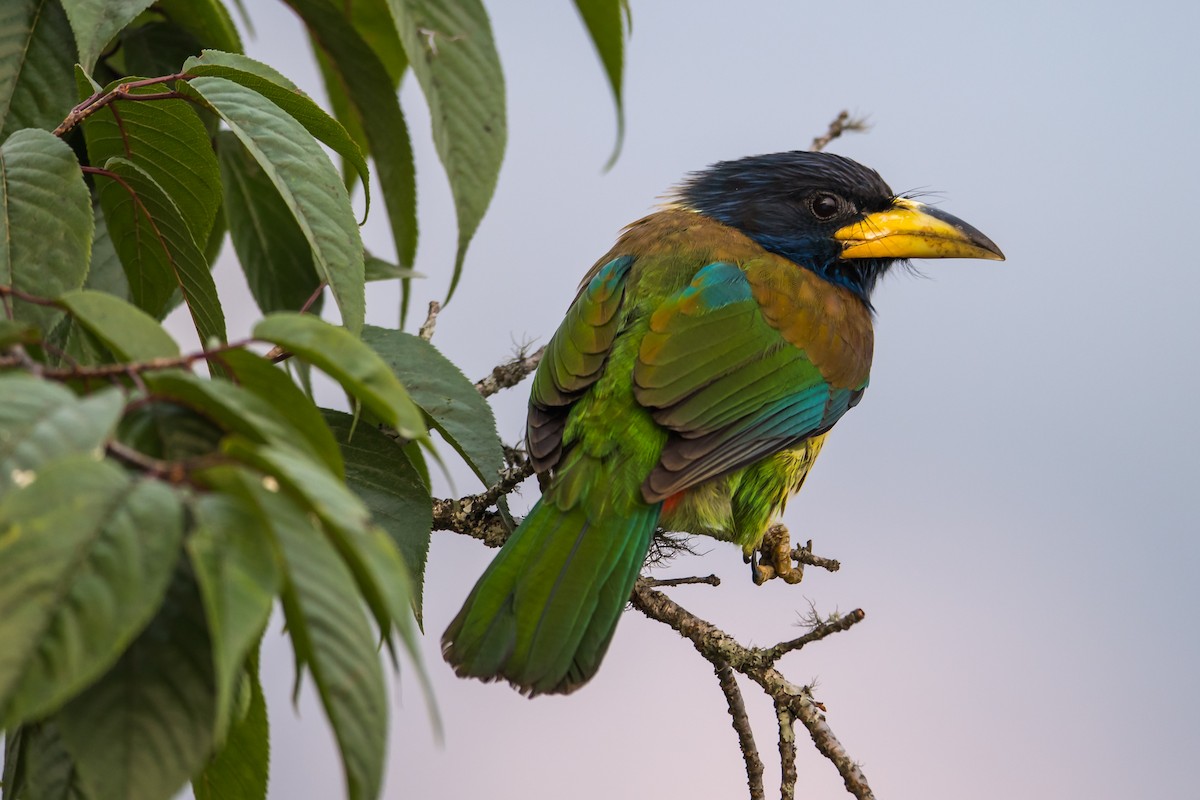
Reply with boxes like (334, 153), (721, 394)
(675, 151), (1003, 305)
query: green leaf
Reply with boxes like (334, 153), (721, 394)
(285, 0), (417, 287)
(58, 289), (181, 361)
(42, 314), (114, 370)
(3, 725), (25, 793)
(365, 254), (422, 282)
(76, 70), (222, 249)
(143, 370), (333, 468)
(181, 75), (365, 333)
(60, 0), (156, 73)
(313, 47), (367, 190)
(222, 469), (387, 800)
(183, 49), (297, 88)
(222, 436), (438, 733)
(5, 721), (89, 800)
(215, 130), (323, 315)
(183, 50), (371, 218)
(0, 457), (183, 729)
(362, 325), (504, 488)
(156, 0), (242, 53)
(327, 0), (408, 84)
(309, 0), (406, 188)
(0, 376), (124, 493)
(221, 438), (416, 657)
(204, 194), (228, 264)
(188, 493), (279, 739)
(84, 202), (131, 301)
(218, 347), (344, 477)
(227, 0), (254, 36)
(254, 313), (426, 440)
(0, 129), (93, 335)
(57, 561), (216, 800)
(385, 0), (505, 300)
(323, 409), (432, 623)
(192, 646), (268, 800)
(573, 0), (628, 169)
(117, 20), (204, 80)
(116, 400), (224, 461)
(93, 157), (226, 345)
(0, 0), (77, 140)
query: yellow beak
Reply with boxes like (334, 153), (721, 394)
(834, 198), (1005, 261)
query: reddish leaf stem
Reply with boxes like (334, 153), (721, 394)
(54, 74), (189, 137)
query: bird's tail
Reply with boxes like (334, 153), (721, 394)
(442, 494), (659, 696)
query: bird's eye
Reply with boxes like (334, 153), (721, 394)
(808, 192), (842, 221)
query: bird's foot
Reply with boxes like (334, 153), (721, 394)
(750, 523), (805, 585)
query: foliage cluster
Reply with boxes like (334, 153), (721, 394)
(0, 1), (626, 798)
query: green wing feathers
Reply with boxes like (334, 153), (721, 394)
(444, 252), (655, 696)
(634, 261), (854, 501)
(527, 255), (634, 471)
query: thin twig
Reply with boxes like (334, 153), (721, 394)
(641, 574), (721, 588)
(0, 284), (66, 310)
(810, 110), (869, 153)
(106, 440), (232, 484)
(106, 441), (180, 480)
(8, 345), (43, 378)
(716, 663), (765, 800)
(475, 345), (544, 397)
(104, 441), (217, 483)
(644, 530), (702, 568)
(264, 283), (325, 363)
(1, 339), (254, 381)
(54, 74), (187, 137)
(419, 301), (441, 341)
(761, 609), (866, 664)
(794, 538), (842, 572)
(300, 282), (326, 314)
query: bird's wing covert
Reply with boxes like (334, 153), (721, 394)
(635, 261), (864, 501)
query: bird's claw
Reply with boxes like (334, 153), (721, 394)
(751, 523), (804, 585)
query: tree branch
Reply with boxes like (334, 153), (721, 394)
(474, 345), (544, 397)
(761, 608), (866, 664)
(431, 458), (534, 547)
(641, 574), (721, 588)
(776, 702), (798, 800)
(716, 663), (765, 800)
(793, 695), (875, 799)
(630, 581), (874, 799)
(792, 536), (842, 572)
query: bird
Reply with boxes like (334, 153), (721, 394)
(443, 150), (1003, 696)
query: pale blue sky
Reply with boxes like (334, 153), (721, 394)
(199, 2), (1200, 798)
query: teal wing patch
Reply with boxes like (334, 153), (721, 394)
(634, 262), (859, 501)
(528, 256), (634, 471)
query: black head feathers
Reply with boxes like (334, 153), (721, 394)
(676, 151), (900, 301)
